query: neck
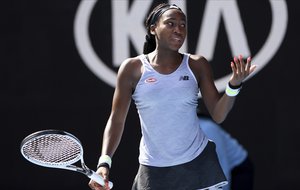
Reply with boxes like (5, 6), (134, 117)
(150, 49), (181, 66)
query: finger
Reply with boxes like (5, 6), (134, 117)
(231, 61), (237, 74)
(243, 56), (250, 72)
(233, 57), (240, 75)
(99, 167), (110, 181)
(238, 55), (245, 73)
(105, 180), (111, 190)
(89, 180), (106, 190)
(88, 180), (94, 189)
(249, 64), (257, 73)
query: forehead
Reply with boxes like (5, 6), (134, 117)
(160, 9), (186, 21)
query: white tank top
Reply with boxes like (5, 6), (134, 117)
(132, 53), (208, 167)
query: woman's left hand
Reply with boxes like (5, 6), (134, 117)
(229, 55), (256, 86)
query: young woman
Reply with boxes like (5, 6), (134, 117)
(88, 3), (256, 190)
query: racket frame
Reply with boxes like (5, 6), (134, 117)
(20, 129), (113, 189)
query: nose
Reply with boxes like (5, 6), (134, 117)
(173, 25), (186, 38)
(174, 25), (181, 34)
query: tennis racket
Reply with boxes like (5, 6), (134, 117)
(20, 129), (113, 189)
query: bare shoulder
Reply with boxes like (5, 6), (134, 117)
(118, 56), (143, 87)
(188, 54), (209, 66)
(188, 54), (211, 80)
(119, 56), (142, 70)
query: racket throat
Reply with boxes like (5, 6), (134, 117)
(82, 163), (93, 176)
(66, 164), (92, 176)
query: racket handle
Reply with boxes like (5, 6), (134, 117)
(89, 171), (113, 189)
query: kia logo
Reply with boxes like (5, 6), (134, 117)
(74, 0), (288, 93)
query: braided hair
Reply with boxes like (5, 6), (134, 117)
(143, 3), (183, 54)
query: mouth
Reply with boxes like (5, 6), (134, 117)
(171, 36), (184, 43)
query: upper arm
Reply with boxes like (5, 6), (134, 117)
(110, 58), (142, 124)
(189, 55), (221, 115)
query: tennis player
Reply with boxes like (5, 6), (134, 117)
(89, 3), (256, 190)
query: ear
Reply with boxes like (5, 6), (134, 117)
(150, 24), (156, 35)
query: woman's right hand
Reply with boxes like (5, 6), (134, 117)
(88, 167), (110, 190)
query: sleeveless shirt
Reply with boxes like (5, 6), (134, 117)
(132, 53), (208, 167)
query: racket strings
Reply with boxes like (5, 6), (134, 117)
(22, 134), (82, 166)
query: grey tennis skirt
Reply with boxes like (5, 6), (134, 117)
(131, 141), (228, 190)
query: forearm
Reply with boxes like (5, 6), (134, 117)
(211, 93), (236, 124)
(101, 117), (125, 158)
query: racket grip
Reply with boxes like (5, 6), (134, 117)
(90, 171), (113, 189)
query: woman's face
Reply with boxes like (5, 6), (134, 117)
(151, 9), (187, 51)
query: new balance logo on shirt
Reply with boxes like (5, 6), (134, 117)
(179, 75), (189, 81)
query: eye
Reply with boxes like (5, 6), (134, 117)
(168, 22), (174, 27)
